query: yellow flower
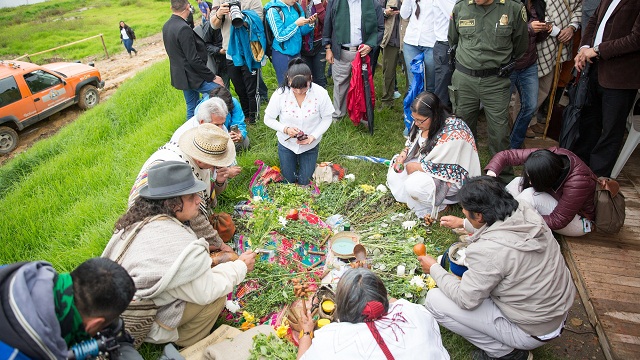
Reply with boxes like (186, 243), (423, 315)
(243, 311), (256, 324)
(359, 184), (375, 193)
(276, 323), (289, 338)
(426, 275), (437, 290)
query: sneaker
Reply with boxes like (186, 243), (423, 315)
(472, 349), (533, 360)
(393, 91), (402, 99)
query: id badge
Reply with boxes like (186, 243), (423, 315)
(582, 218), (592, 233)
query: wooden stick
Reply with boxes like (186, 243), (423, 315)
(544, 42), (564, 139)
(308, 250), (325, 256)
(319, 233), (331, 247)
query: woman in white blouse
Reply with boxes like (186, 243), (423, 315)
(264, 58), (334, 185)
(400, 0), (440, 91)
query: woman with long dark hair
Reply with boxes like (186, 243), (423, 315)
(119, 21), (138, 57)
(386, 91), (481, 219)
(264, 58), (334, 185)
(484, 147), (597, 236)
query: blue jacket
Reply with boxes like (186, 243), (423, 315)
(264, 0), (314, 56)
(195, 97), (247, 139)
(228, 10), (266, 71)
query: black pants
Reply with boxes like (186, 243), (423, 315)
(226, 59), (259, 121)
(572, 62), (638, 177)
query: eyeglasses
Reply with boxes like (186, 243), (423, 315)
(414, 116), (430, 125)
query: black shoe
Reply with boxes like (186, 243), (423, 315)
(471, 349), (532, 360)
(246, 117), (256, 125)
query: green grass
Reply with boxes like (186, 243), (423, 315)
(0, 0), (169, 62)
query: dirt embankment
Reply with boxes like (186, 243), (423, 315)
(0, 33), (167, 165)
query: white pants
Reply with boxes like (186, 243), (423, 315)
(386, 159), (458, 218)
(506, 177), (588, 237)
(425, 289), (545, 358)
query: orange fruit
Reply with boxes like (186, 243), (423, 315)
(413, 243), (426, 256)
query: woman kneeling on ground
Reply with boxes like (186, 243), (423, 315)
(422, 176), (575, 360)
(264, 58), (334, 185)
(297, 268), (450, 359)
(387, 91), (481, 219)
(485, 147), (597, 236)
(103, 161), (256, 347)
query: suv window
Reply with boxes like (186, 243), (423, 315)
(24, 70), (62, 94)
(0, 76), (22, 108)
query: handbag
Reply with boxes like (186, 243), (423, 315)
(209, 212), (236, 242)
(594, 177), (626, 234)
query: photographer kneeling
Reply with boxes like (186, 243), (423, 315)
(0, 258), (137, 359)
(418, 176), (576, 360)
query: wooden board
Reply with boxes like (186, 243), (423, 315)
(562, 153), (640, 360)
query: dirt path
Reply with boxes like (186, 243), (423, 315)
(0, 33), (167, 165)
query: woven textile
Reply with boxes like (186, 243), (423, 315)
(536, 0), (582, 78)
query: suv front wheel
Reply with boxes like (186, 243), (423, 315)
(0, 126), (18, 154)
(78, 84), (99, 110)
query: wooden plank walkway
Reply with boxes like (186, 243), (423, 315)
(561, 146), (640, 360)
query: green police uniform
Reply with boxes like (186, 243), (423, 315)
(448, 0), (528, 160)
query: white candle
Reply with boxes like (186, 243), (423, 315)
(397, 265), (406, 276)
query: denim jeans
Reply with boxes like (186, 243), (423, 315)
(509, 63), (538, 149)
(302, 49), (327, 88)
(183, 81), (220, 120)
(402, 43), (435, 92)
(272, 50), (299, 86)
(433, 41), (452, 108)
(277, 142), (319, 185)
(123, 39), (136, 54)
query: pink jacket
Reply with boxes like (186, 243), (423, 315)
(485, 147), (597, 230)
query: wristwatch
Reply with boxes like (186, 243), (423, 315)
(299, 330), (314, 339)
(593, 45), (600, 57)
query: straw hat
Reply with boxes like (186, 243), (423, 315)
(178, 123), (236, 167)
(139, 161), (207, 199)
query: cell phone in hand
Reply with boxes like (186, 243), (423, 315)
(230, 125), (239, 133)
(545, 21), (553, 26)
(389, 6), (399, 10)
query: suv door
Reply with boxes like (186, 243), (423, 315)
(22, 69), (74, 119)
(0, 75), (37, 127)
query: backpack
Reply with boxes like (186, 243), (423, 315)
(263, 2), (302, 60)
(129, 27), (136, 40)
(206, 1), (213, 11)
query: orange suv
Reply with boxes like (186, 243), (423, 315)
(0, 60), (104, 154)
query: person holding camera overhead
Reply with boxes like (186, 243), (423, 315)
(265, 0), (317, 84)
(264, 59), (334, 185)
(211, 0), (264, 125)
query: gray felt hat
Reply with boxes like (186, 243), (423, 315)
(138, 161), (207, 199)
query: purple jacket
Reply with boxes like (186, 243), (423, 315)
(485, 147), (596, 230)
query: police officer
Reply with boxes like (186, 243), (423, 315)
(449, 0), (528, 167)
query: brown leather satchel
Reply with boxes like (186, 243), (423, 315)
(594, 177), (626, 234)
(209, 212), (236, 243)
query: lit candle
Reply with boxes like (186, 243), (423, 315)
(397, 265), (405, 276)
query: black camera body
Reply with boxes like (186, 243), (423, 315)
(67, 318), (133, 360)
(227, 1), (244, 28)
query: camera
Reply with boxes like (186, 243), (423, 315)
(227, 1), (244, 28)
(67, 318), (133, 360)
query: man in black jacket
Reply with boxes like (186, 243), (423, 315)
(163, 0), (223, 120)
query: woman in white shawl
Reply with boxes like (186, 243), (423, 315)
(387, 91), (481, 219)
